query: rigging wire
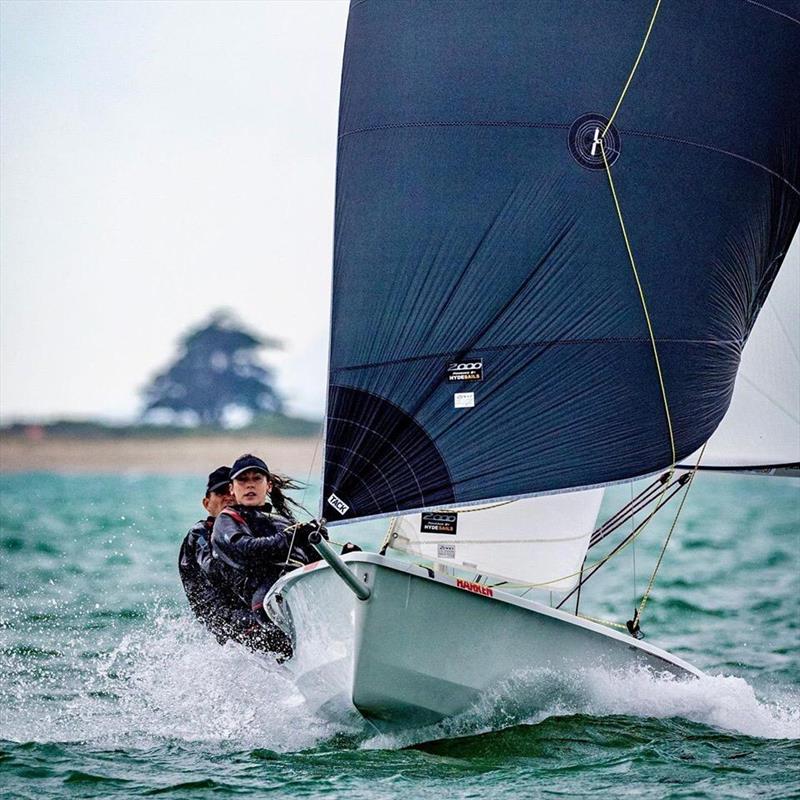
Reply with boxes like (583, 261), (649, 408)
(553, 476), (691, 602)
(631, 481), (638, 611)
(590, 474), (664, 538)
(631, 443), (707, 631)
(589, 472), (673, 549)
(300, 429), (323, 511)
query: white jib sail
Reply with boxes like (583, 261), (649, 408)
(690, 230), (800, 469)
(387, 488), (605, 590)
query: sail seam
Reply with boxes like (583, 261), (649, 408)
(338, 121), (799, 195)
(618, 129), (800, 196)
(766, 299), (800, 365)
(325, 442), (403, 510)
(737, 373), (800, 423)
(330, 337), (742, 375)
(322, 456), (385, 511)
(325, 417), (426, 503)
(744, 0), (800, 24)
(339, 120), (569, 139)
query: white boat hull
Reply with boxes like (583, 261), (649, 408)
(266, 554), (702, 731)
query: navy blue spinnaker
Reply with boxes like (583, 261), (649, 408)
(323, 0), (800, 523)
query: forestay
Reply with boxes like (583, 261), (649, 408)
(387, 490), (604, 590)
(322, 0), (800, 525)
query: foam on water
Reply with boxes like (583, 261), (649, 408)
(365, 666), (800, 749)
(5, 604), (797, 753)
(2, 607), (355, 752)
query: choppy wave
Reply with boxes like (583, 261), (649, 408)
(366, 666), (800, 750)
(1, 472), (798, 798)
(3, 609), (350, 751)
(4, 607), (798, 753)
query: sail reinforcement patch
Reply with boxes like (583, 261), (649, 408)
(568, 113), (621, 170)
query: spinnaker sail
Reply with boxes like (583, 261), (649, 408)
(323, 0), (800, 525)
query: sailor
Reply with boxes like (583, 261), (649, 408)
(210, 453), (323, 660)
(178, 466), (265, 646)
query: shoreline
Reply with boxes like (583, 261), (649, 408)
(0, 434), (321, 475)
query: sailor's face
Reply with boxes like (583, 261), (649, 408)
(233, 470), (271, 506)
(203, 486), (233, 517)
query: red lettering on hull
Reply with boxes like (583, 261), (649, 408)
(456, 578), (493, 597)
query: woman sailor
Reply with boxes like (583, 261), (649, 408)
(209, 453), (321, 659)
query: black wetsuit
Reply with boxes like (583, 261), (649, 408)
(178, 517), (266, 648)
(211, 503), (314, 660)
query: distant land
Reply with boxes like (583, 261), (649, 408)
(0, 414), (322, 474)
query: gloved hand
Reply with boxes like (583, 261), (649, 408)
(292, 520), (327, 548)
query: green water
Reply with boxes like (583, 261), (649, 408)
(1, 471), (798, 798)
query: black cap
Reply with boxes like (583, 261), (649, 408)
(205, 466), (231, 495)
(230, 453), (270, 481)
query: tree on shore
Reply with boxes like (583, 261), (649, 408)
(142, 310), (284, 426)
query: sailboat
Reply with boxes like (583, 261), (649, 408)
(265, 0), (800, 731)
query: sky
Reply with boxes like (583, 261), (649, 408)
(0, 0), (349, 421)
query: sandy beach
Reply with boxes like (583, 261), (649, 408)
(0, 434), (321, 476)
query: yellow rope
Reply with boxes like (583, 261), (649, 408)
(635, 443), (706, 623)
(577, 0), (675, 626)
(602, 0), (663, 136)
(370, 0), (677, 627)
(480, 0), (671, 593)
(600, 142), (676, 469)
(444, 499), (518, 514)
(577, 613), (628, 631)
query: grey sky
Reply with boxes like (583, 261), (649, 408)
(1, 0), (348, 421)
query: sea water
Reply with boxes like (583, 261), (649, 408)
(1, 471), (798, 798)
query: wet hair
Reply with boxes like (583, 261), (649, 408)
(268, 473), (307, 522)
(231, 453), (308, 521)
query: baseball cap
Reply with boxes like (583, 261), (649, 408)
(205, 466), (231, 495)
(230, 454), (270, 481)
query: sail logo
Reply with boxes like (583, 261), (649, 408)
(421, 512), (458, 535)
(456, 579), (493, 598)
(447, 360), (483, 381)
(327, 493), (350, 516)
